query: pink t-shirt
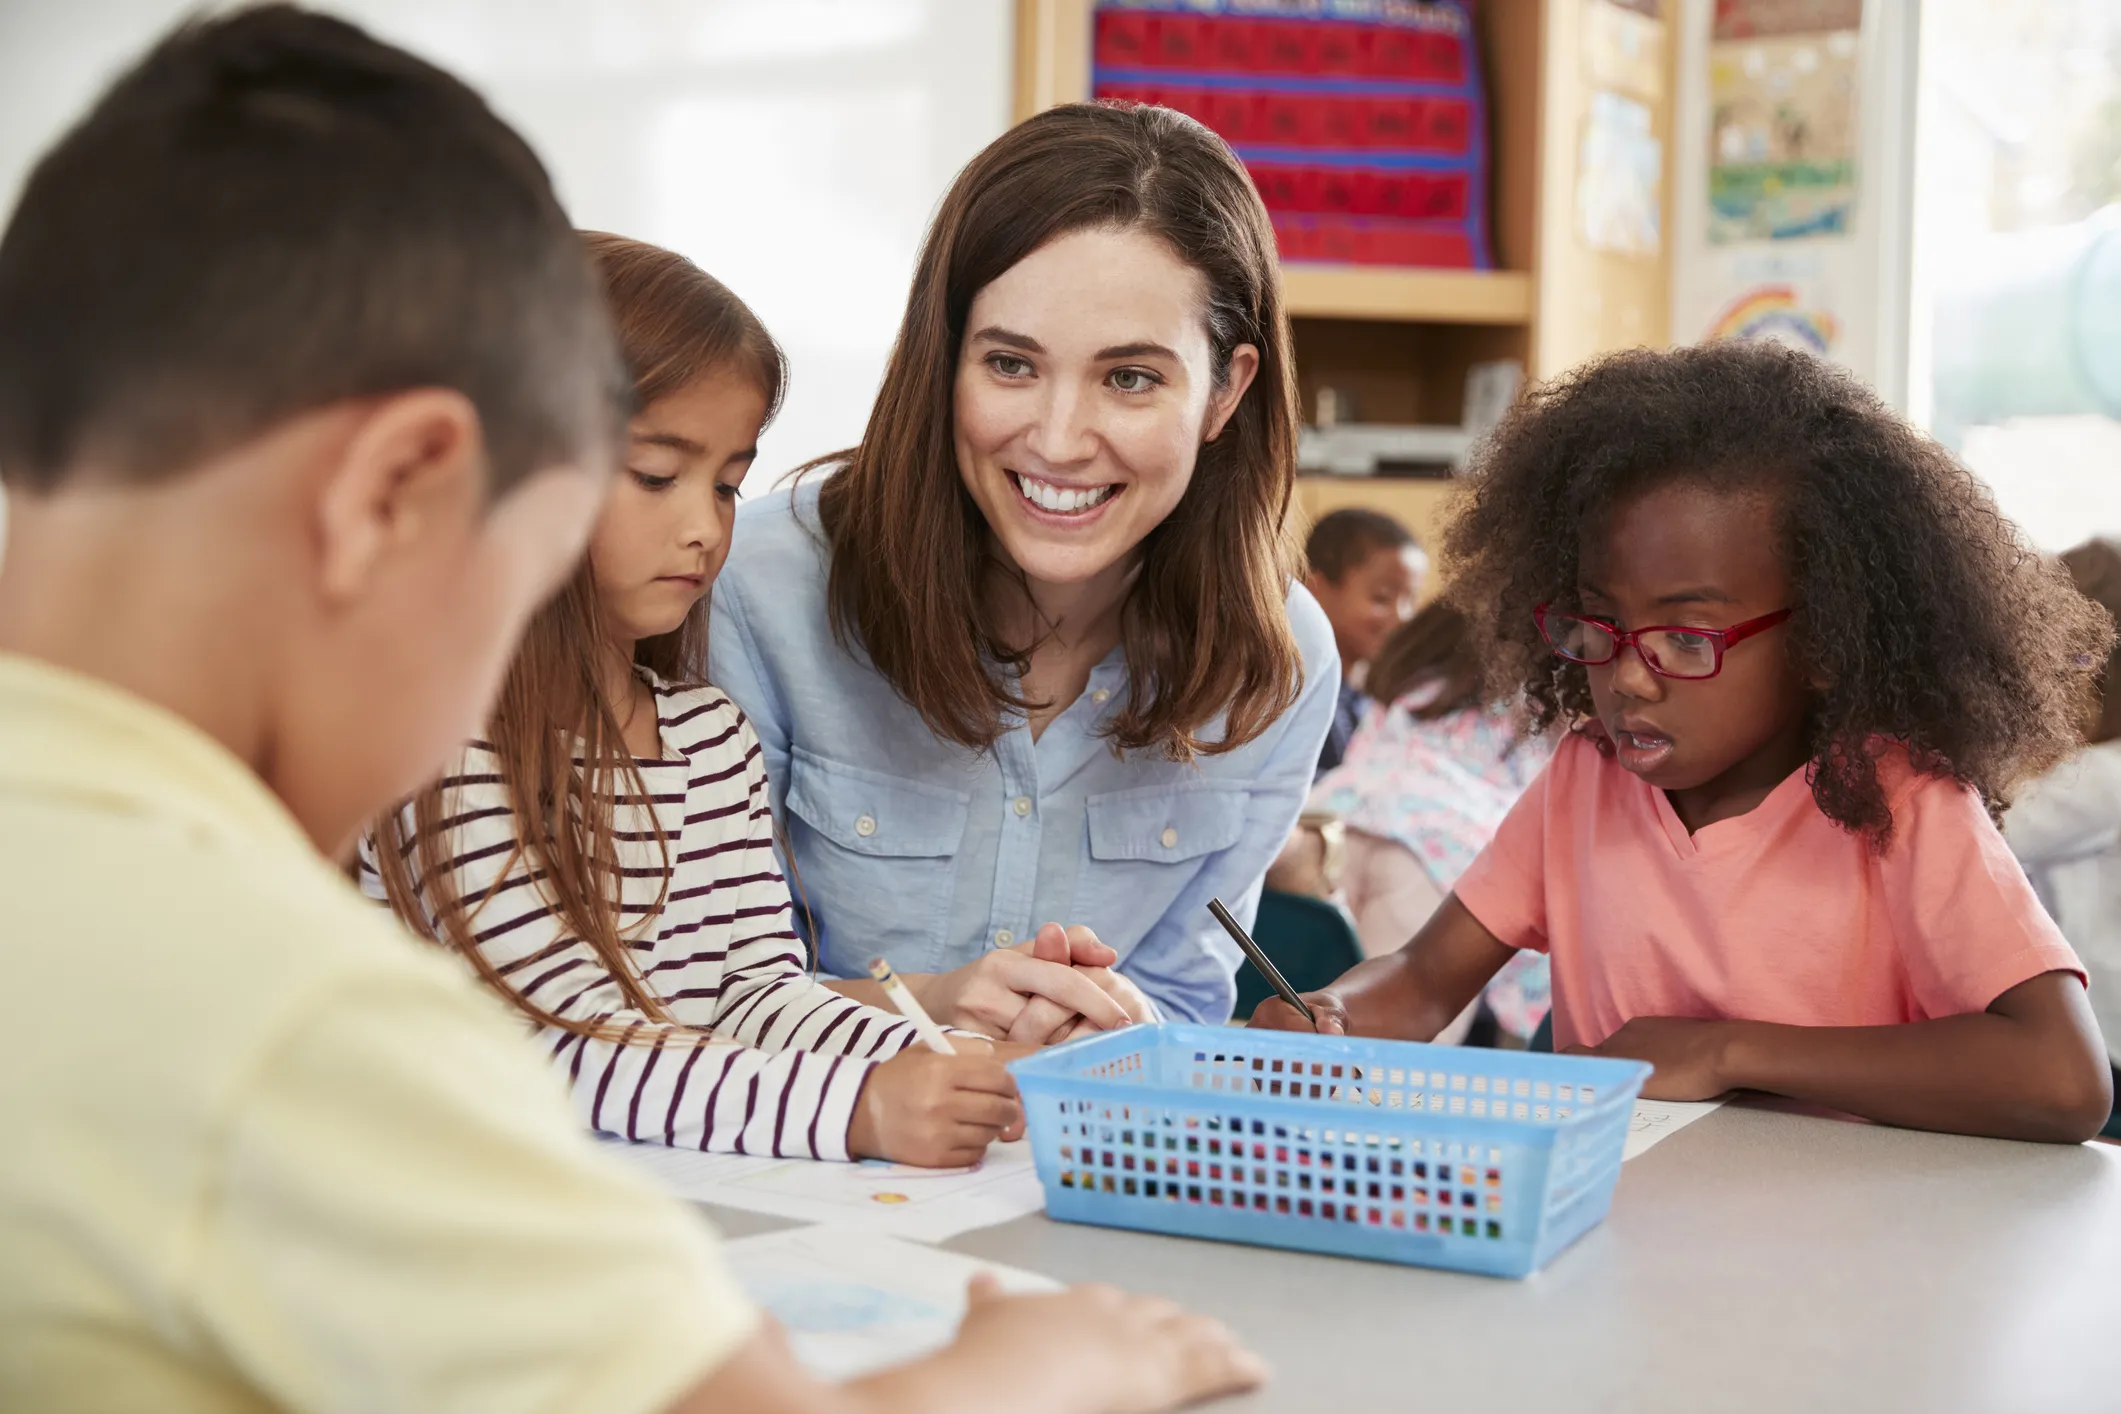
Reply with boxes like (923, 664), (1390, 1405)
(1454, 734), (2085, 1050)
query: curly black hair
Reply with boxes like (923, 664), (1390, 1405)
(1441, 341), (2112, 847)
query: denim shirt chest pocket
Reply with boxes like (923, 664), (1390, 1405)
(784, 746), (969, 972)
(1073, 783), (1250, 951)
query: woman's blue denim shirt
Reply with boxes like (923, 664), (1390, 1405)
(708, 481), (1340, 1023)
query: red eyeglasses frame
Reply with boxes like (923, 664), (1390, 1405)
(1533, 604), (1793, 681)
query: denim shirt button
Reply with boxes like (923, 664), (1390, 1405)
(1012, 795), (1033, 817)
(994, 928), (1015, 947)
(854, 813), (877, 838)
(1091, 688), (1111, 704)
(1160, 826), (1179, 849)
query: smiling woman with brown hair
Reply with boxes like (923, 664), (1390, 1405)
(710, 101), (1339, 1033)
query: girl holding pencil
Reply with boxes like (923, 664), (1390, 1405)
(361, 234), (1018, 1167)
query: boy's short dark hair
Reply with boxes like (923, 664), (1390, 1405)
(1305, 507), (1417, 582)
(0, 4), (627, 493)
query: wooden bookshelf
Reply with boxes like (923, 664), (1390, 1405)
(1281, 266), (1533, 325)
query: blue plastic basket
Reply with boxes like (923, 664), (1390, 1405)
(1010, 1024), (1651, 1278)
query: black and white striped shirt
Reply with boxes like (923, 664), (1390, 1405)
(357, 679), (920, 1160)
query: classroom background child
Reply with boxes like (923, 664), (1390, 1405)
(0, 10), (1261, 1411)
(2005, 537), (2121, 1139)
(1301, 507), (1425, 773)
(1256, 341), (2114, 1144)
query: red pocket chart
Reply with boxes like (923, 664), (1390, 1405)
(1249, 164), (1471, 223)
(1092, 0), (1491, 269)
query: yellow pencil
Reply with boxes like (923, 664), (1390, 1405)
(867, 956), (958, 1055)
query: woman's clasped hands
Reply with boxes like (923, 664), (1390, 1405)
(919, 922), (1156, 1046)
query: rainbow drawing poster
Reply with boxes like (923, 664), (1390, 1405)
(1705, 282), (1839, 354)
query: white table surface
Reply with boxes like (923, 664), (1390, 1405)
(701, 1099), (2121, 1412)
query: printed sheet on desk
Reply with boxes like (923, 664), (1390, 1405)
(1623, 1097), (1726, 1160)
(605, 1136), (1047, 1242)
(723, 1228), (1059, 1380)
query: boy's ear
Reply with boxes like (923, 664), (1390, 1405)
(315, 390), (484, 606)
(1303, 566), (1330, 598)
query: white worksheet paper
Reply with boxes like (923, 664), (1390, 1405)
(605, 1137), (1048, 1242)
(725, 1228), (1060, 1380)
(1623, 1097), (1726, 1160)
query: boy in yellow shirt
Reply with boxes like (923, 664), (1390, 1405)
(0, 8), (1263, 1413)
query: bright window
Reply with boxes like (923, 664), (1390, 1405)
(1913, 0), (2121, 550)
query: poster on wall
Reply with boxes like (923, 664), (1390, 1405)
(1578, 90), (1663, 256)
(1090, 0), (1494, 270)
(1675, 0), (1896, 395)
(1698, 249), (1841, 356)
(1707, 0), (1861, 243)
(1582, 0), (1665, 101)
(1710, 0), (1859, 40)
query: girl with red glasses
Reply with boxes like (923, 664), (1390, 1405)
(1255, 341), (2115, 1144)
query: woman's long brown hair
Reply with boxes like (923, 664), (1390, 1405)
(814, 101), (1304, 760)
(370, 232), (784, 1039)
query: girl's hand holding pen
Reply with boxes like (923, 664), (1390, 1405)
(1247, 992), (1349, 1036)
(1206, 895), (1341, 1035)
(847, 1047), (1025, 1167)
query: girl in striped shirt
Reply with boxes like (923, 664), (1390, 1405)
(359, 234), (1021, 1166)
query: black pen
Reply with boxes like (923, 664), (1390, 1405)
(1206, 896), (1317, 1027)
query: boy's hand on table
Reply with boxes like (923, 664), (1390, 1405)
(1570, 1017), (1731, 1101)
(848, 1048), (1024, 1166)
(940, 1273), (1268, 1411)
(1246, 993), (1349, 1036)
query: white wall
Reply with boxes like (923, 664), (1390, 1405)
(0, 0), (1014, 482)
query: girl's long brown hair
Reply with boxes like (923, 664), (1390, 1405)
(815, 101), (1304, 760)
(370, 232), (784, 1038)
